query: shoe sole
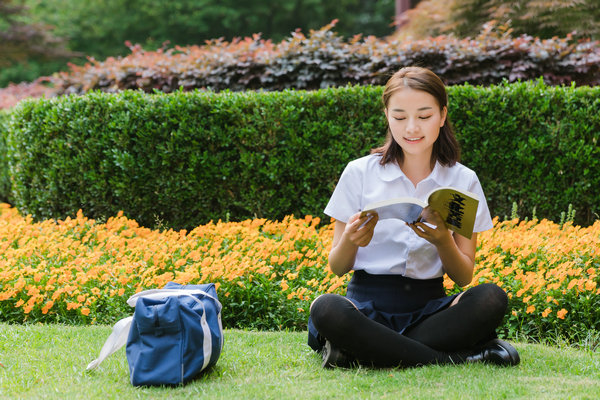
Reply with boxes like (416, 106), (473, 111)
(322, 340), (358, 369)
(321, 340), (336, 368)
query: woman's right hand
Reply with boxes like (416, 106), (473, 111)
(328, 211), (379, 276)
(343, 211), (379, 247)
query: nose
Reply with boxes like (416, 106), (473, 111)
(406, 117), (419, 133)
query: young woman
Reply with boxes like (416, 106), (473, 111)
(308, 66), (520, 368)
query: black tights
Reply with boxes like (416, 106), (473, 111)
(310, 283), (508, 367)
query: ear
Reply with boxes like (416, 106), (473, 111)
(440, 106), (448, 127)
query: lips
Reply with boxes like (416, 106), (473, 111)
(404, 137), (424, 142)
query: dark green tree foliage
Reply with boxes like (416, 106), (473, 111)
(2, 0), (395, 86)
(25, 0), (396, 60)
(450, 0), (600, 40)
(0, 0), (77, 87)
(0, 0), (72, 66)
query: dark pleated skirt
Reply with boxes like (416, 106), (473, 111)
(308, 270), (459, 351)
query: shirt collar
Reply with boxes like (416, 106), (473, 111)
(378, 159), (446, 185)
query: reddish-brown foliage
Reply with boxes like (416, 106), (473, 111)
(1, 22), (598, 109)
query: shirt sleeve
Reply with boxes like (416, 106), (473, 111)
(323, 161), (364, 223)
(468, 173), (494, 233)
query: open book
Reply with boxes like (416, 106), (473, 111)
(360, 187), (479, 239)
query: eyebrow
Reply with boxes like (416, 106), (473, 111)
(391, 107), (433, 112)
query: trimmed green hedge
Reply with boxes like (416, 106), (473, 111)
(3, 82), (600, 229)
(5, 87), (382, 229)
(451, 81), (600, 225)
(0, 111), (12, 205)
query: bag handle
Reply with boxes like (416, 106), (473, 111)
(86, 316), (133, 371)
(126, 288), (221, 310)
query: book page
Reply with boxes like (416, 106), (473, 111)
(362, 198), (426, 223)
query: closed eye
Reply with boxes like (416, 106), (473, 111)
(393, 116), (432, 121)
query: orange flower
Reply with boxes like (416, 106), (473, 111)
(174, 259), (186, 268)
(280, 279), (289, 291)
(526, 305), (535, 314)
(42, 301), (55, 314)
(557, 309), (568, 319)
(542, 308), (552, 318)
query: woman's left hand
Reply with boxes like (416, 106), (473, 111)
(407, 207), (453, 247)
(408, 206), (477, 287)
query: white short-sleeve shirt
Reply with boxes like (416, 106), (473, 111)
(324, 154), (493, 279)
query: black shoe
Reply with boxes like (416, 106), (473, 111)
(321, 340), (357, 368)
(466, 339), (520, 366)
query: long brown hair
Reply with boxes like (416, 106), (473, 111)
(372, 66), (460, 167)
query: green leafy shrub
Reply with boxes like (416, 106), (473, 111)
(0, 111), (12, 204)
(5, 86), (382, 229)
(451, 80), (600, 225)
(4, 81), (600, 229)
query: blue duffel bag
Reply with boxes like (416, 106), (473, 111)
(87, 282), (223, 386)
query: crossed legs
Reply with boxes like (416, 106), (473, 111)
(309, 283), (508, 367)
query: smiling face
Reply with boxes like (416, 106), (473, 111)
(384, 87), (447, 163)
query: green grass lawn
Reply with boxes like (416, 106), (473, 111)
(1, 323), (599, 399)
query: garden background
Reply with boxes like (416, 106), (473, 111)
(1, 0), (600, 397)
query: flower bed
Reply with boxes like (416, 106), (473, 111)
(463, 217), (600, 341)
(0, 204), (598, 341)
